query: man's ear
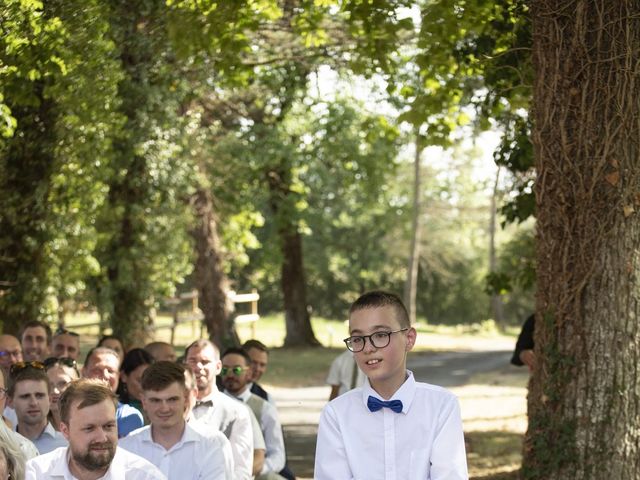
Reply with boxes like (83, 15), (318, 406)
(214, 360), (222, 375)
(60, 421), (71, 441)
(405, 327), (417, 352)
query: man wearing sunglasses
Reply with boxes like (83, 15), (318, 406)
(51, 329), (81, 361)
(221, 348), (287, 480)
(7, 362), (67, 454)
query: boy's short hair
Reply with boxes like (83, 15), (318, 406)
(7, 365), (49, 397)
(242, 339), (268, 354)
(141, 361), (186, 392)
(349, 290), (411, 328)
(221, 347), (251, 365)
(59, 378), (118, 424)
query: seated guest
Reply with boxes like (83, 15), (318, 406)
(20, 321), (51, 362)
(0, 368), (38, 459)
(144, 341), (177, 362)
(7, 361), (67, 453)
(242, 340), (274, 403)
(0, 417), (28, 480)
(222, 348), (287, 479)
(184, 339), (256, 480)
(51, 328), (81, 360)
(97, 335), (125, 365)
(82, 347), (143, 437)
(120, 361), (233, 479)
(0, 334), (23, 375)
(44, 357), (80, 431)
(26, 379), (166, 480)
(118, 348), (154, 418)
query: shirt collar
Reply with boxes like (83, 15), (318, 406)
(142, 422), (198, 449)
(361, 369), (416, 414)
(42, 422), (58, 438)
(227, 387), (252, 402)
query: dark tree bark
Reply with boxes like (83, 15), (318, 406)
(267, 166), (320, 347)
(523, 2), (640, 479)
(191, 187), (238, 348)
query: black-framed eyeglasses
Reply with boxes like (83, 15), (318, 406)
(343, 328), (409, 353)
(44, 356), (78, 371)
(9, 361), (45, 376)
(220, 366), (246, 377)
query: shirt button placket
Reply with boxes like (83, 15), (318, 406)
(383, 408), (396, 480)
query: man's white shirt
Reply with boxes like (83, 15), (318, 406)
(120, 422), (233, 480)
(189, 390), (255, 480)
(315, 371), (468, 480)
(325, 350), (366, 397)
(227, 388), (286, 475)
(25, 445), (167, 480)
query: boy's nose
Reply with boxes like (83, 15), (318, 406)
(362, 336), (377, 352)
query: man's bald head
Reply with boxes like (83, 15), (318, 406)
(0, 334), (22, 372)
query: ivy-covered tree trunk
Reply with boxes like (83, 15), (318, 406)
(267, 165), (320, 347)
(0, 88), (57, 334)
(191, 187), (239, 347)
(523, 2), (640, 479)
(101, 1), (160, 347)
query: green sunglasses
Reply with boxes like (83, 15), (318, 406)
(220, 366), (246, 377)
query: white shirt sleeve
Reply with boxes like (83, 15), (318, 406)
(259, 402), (286, 474)
(430, 397), (468, 480)
(314, 403), (353, 480)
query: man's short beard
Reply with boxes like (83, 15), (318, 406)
(72, 442), (116, 471)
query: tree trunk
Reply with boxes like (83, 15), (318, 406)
(190, 187), (238, 348)
(523, 2), (640, 479)
(488, 167), (504, 327)
(403, 127), (423, 325)
(266, 166), (320, 347)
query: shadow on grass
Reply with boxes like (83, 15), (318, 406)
(466, 430), (523, 480)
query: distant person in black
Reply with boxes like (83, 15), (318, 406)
(511, 314), (535, 371)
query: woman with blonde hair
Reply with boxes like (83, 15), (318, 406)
(0, 420), (27, 480)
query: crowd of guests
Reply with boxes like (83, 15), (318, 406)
(0, 321), (292, 480)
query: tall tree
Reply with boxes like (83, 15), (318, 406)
(523, 2), (640, 479)
(0, 0), (121, 333)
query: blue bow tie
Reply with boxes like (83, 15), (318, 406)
(367, 396), (403, 413)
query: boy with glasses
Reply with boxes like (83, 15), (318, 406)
(314, 291), (468, 480)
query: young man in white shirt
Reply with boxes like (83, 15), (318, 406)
(314, 290), (468, 480)
(221, 348), (286, 479)
(0, 368), (38, 459)
(7, 362), (67, 454)
(26, 378), (166, 480)
(184, 339), (257, 480)
(120, 361), (233, 479)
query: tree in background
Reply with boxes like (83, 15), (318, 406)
(0, 0), (121, 333)
(523, 2), (640, 478)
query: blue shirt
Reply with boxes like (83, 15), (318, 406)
(117, 401), (144, 438)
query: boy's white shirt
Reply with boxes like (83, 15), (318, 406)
(314, 370), (468, 480)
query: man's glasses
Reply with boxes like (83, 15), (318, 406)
(343, 328), (409, 353)
(220, 366), (246, 377)
(0, 349), (21, 358)
(44, 357), (78, 370)
(0, 387), (6, 401)
(9, 361), (45, 376)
